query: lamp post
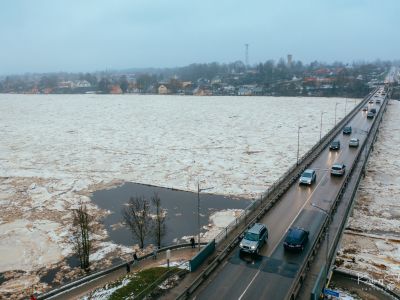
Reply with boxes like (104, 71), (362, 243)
(311, 203), (330, 286)
(334, 102), (339, 126)
(297, 125), (303, 165)
(344, 98), (348, 116)
(319, 111), (326, 140)
(197, 182), (214, 251)
(357, 129), (370, 174)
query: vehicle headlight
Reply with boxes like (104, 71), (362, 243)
(239, 243), (243, 247)
(251, 245), (256, 250)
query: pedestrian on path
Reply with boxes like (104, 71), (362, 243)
(126, 262), (131, 273)
(190, 237), (195, 248)
(133, 251), (138, 264)
(153, 246), (158, 260)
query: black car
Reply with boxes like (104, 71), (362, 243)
(370, 108), (377, 114)
(283, 227), (309, 251)
(343, 126), (352, 134)
(367, 112), (374, 119)
(329, 140), (341, 150)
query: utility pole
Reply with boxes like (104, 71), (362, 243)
(311, 203), (330, 286)
(245, 44), (249, 67)
(320, 111), (326, 140)
(197, 182), (214, 251)
(297, 125), (303, 165)
(334, 102), (339, 126)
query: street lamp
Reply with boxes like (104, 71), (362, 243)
(334, 102), (339, 126)
(357, 129), (370, 175)
(197, 182), (214, 251)
(297, 125), (303, 165)
(344, 98), (348, 116)
(311, 203), (330, 287)
(319, 111), (326, 140)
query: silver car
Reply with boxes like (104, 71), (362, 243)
(239, 223), (268, 254)
(299, 169), (316, 185)
(331, 163), (346, 176)
(349, 138), (359, 147)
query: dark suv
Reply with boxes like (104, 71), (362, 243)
(283, 227), (309, 252)
(239, 223), (268, 255)
(329, 140), (341, 150)
(343, 126), (352, 134)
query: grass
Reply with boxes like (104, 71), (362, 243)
(108, 267), (179, 300)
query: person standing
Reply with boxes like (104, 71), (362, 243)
(190, 237), (195, 248)
(153, 246), (158, 260)
(133, 251), (138, 263)
(126, 262), (131, 273)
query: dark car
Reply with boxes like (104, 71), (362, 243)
(370, 108), (377, 114)
(367, 112), (375, 119)
(283, 227), (309, 251)
(343, 126), (352, 134)
(329, 140), (341, 150)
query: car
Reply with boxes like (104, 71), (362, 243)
(239, 223), (268, 254)
(369, 99), (374, 104)
(370, 108), (377, 114)
(343, 126), (352, 134)
(362, 106), (368, 111)
(349, 138), (359, 147)
(376, 99), (381, 104)
(367, 112), (375, 119)
(331, 163), (346, 176)
(329, 140), (341, 150)
(283, 227), (309, 251)
(299, 169), (316, 185)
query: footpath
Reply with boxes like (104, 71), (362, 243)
(48, 247), (198, 300)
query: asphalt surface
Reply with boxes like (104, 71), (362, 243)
(195, 93), (384, 300)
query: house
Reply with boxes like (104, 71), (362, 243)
(110, 85), (122, 94)
(158, 84), (170, 95)
(75, 80), (91, 88)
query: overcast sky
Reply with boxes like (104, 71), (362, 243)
(1, 0), (399, 74)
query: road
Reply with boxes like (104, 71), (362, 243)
(195, 90), (385, 300)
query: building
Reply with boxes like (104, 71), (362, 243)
(158, 84), (170, 94)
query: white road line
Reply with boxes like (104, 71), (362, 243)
(238, 269), (261, 300)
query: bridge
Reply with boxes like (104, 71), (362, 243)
(176, 86), (393, 300)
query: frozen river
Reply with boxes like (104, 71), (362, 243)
(0, 94), (357, 297)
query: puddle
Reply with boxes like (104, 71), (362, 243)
(92, 182), (249, 247)
(40, 267), (60, 285)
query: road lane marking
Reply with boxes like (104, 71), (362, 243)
(238, 269), (260, 300)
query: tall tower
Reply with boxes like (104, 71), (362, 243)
(287, 54), (293, 68)
(245, 44), (249, 67)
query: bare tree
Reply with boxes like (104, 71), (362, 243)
(72, 201), (92, 270)
(151, 192), (166, 248)
(123, 196), (152, 249)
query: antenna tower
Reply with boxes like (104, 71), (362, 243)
(245, 44), (249, 66)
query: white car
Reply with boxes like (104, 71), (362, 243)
(349, 138), (359, 147)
